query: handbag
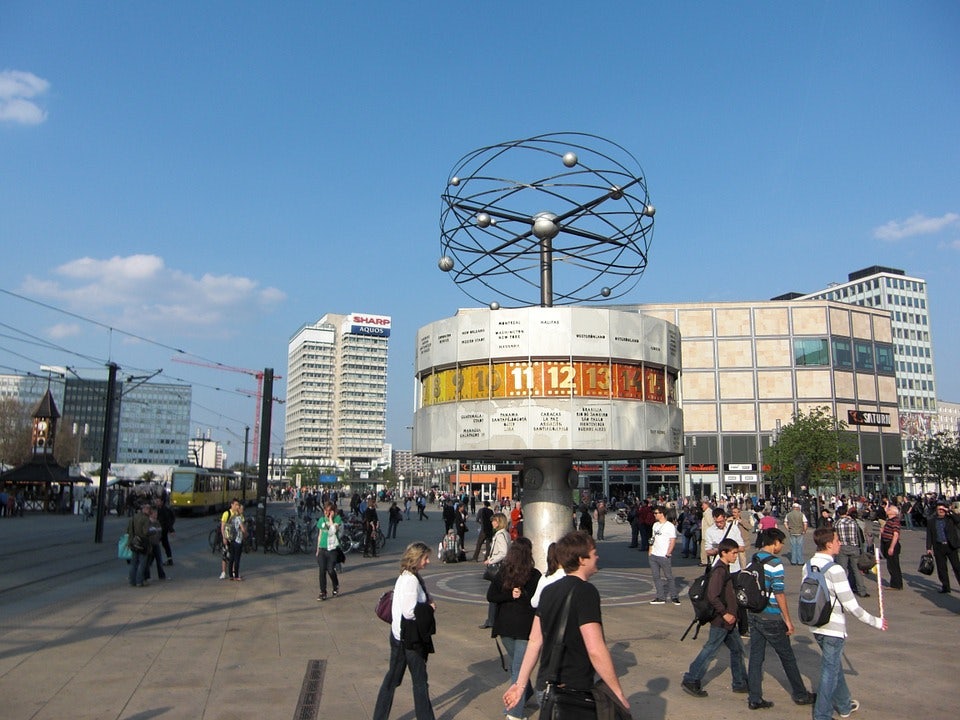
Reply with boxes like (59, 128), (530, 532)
(130, 534), (146, 553)
(375, 590), (393, 623)
(483, 561), (501, 582)
(856, 550), (877, 572)
(918, 554), (935, 576)
(335, 546), (346, 565)
(118, 533), (133, 560)
(541, 683), (597, 720)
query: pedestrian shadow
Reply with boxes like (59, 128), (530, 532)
(627, 676), (668, 720)
(418, 657), (510, 720)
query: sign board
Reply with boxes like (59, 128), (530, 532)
(847, 410), (890, 427)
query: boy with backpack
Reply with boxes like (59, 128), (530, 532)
(804, 527), (887, 720)
(744, 528), (816, 710)
(681, 538), (747, 698)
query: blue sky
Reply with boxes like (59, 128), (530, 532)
(1, 2), (958, 460)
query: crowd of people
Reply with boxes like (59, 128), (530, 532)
(112, 485), (958, 720)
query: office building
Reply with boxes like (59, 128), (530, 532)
(285, 313), (390, 470)
(610, 299), (902, 498)
(116, 381), (192, 464)
(793, 265), (937, 462)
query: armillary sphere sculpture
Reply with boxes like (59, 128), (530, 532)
(439, 132), (655, 308)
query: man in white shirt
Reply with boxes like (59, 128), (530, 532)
(649, 506), (680, 605)
(705, 507), (745, 571)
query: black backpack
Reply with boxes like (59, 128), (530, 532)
(734, 553), (772, 612)
(680, 563), (718, 641)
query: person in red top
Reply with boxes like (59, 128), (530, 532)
(880, 504), (903, 589)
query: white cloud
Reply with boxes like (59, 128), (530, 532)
(873, 212), (960, 241)
(47, 323), (81, 339)
(0, 70), (49, 125)
(20, 254), (286, 340)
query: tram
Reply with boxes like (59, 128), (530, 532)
(169, 466), (256, 514)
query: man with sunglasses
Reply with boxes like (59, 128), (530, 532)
(649, 506), (680, 605)
(925, 500), (960, 593)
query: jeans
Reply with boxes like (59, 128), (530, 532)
(747, 613), (808, 704)
(128, 550), (148, 586)
(681, 531), (697, 557)
(317, 548), (339, 595)
(880, 537), (902, 588)
(813, 634), (853, 720)
(501, 636), (532, 717)
(649, 554), (677, 600)
(373, 633), (435, 720)
(838, 545), (866, 594)
(228, 541), (243, 578)
(789, 534), (804, 565)
(388, 519), (399, 538)
(597, 519), (605, 541)
(684, 623), (746, 688)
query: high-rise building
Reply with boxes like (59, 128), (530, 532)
(285, 313), (390, 470)
(116, 381), (192, 464)
(1, 371), (191, 466)
(792, 265), (937, 459)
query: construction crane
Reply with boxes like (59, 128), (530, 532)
(171, 357), (282, 455)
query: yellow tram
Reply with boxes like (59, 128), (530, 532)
(169, 466), (256, 514)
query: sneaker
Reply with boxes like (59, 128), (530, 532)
(219, 572), (227, 580)
(838, 700), (860, 718)
(332, 589), (339, 597)
(681, 679), (708, 698)
(649, 598), (665, 605)
(748, 699), (773, 710)
(671, 597), (682, 605)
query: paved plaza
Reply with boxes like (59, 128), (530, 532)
(0, 503), (955, 720)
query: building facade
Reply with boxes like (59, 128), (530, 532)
(1, 372), (191, 467)
(619, 299), (902, 498)
(285, 313), (390, 470)
(795, 266), (937, 462)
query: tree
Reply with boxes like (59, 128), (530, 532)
(909, 432), (960, 497)
(288, 461), (319, 487)
(0, 399), (32, 467)
(762, 406), (858, 497)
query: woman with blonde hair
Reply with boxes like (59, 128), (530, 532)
(479, 513), (511, 629)
(373, 542), (437, 720)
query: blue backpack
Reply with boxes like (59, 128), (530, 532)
(798, 559), (836, 627)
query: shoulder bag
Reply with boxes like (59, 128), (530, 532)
(483, 562), (501, 582)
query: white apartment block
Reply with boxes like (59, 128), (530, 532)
(285, 313), (390, 470)
(938, 400), (960, 437)
(796, 265), (937, 458)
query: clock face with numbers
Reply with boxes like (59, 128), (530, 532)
(421, 360), (670, 405)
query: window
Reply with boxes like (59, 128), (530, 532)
(832, 337), (853, 369)
(794, 338), (829, 366)
(854, 341), (874, 371)
(875, 343), (895, 374)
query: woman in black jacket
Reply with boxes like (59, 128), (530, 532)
(486, 537), (541, 720)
